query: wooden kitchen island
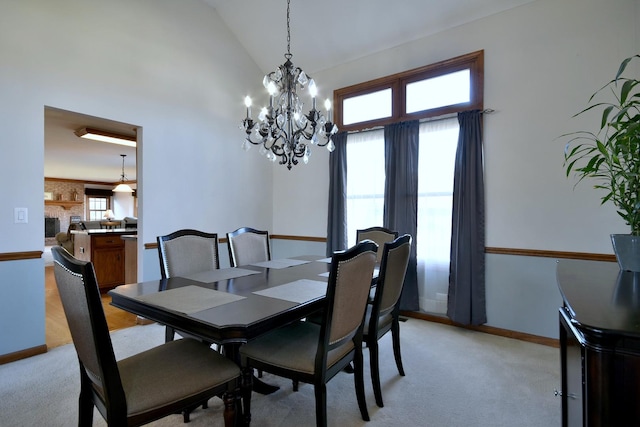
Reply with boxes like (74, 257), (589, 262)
(72, 228), (137, 291)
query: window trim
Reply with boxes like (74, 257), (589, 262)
(334, 50), (484, 132)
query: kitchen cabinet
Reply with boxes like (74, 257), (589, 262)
(72, 229), (136, 291)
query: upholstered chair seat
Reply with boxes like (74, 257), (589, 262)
(239, 322), (354, 375)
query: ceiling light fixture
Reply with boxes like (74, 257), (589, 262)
(113, 154), (134, 193)
(240, 0), (337, 170)
(75, 127), (136, 147)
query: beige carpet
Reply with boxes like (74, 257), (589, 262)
(0, 319), (560, 426)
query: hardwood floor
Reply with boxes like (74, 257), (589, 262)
(46, 266), (138, 349)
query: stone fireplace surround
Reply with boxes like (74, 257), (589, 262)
(44, 179), (85, 245)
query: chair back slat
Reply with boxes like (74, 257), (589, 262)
(325, 242), (378, 347)
(356, 227), (398, 262)
(157, 229), (220, 278)
(226, 227), (271, 267)
(51, 247), (122, 403)
(377, 235), (412, 316)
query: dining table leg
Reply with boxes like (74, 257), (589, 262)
(223, 342), (280, 395)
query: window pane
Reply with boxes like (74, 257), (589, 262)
(343, 89), (392, 125)
(406, 69), (470, 113)
(346, 129), (385, 246)
(416, 117), (459, 314)
(88, 196), (109, 221)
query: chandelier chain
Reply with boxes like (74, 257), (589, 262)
(286, 0), (291, 58)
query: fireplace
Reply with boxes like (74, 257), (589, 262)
(45, 217), (60, 238)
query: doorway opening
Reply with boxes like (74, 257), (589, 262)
(44, 106), (140, 348)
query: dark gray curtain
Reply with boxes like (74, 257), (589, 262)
(326, 132), (348, 257)
(447, 110), (486, 325)
(384, 121), (420, 311)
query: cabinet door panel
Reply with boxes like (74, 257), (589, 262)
(93, 248), (124, 288)
(565, 330), (583, 427)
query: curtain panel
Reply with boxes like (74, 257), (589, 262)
(384, 121), (420, 311)
(326, 132), (348, 257)
(447, 110), (486, 325)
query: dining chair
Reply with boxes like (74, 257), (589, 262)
(239, 240), (378, 427)
(356, 226), (399, 262)
(363, 234), (412, 407)
(50, 246), (242, 427)
(226, 227), (271, 267)
(156, 229), (223, 421)
(157, 228), (220, 342)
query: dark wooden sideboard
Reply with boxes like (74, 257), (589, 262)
(557, 259), (640, 426)
(72, 229), (136, 291)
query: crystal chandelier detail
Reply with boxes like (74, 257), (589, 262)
(241, 0), (337, 170)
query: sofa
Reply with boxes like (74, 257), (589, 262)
(55, 217), (137, 253)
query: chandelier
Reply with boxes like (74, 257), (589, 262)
(241, 0), (337, 170)
(113, 154), (133, 193)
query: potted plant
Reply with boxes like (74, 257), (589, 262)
(563, 54), (640, 271)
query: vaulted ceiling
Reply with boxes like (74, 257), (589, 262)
(45, 0), (535, 182)
(204, 0), (535, 75)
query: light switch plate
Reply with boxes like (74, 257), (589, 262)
(14, 207), (28, 224)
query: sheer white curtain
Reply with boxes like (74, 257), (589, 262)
(345, 120), (458, 314)
(417, 117), (459, 314)
(346, 129), (385, 247)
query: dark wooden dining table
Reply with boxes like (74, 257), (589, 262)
(109, 255), (333, 393)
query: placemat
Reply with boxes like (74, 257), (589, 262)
(252, 279), (327, 303)
(134, 285), (245, 314)
(250, 258), (311, 269)
(184, 268), (261, 283)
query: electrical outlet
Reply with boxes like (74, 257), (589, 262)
(14, 207), (28, 224)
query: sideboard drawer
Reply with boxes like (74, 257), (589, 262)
(93, 235), (124, 248)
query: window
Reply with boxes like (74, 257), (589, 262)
(343, 89), (392, 126)
(88, 196), (110, 221)
(84, 188), (114, 221)
(406, 69), (470, 113)
(335, 50), (483, 131)
(338, 50), (483, 315)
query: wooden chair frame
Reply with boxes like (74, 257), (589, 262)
(51, 246), (240, 427)
(364, 234), (412, 407)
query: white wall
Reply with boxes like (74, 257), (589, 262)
(0, 0), (269, 356)
(112, 192), (135, 219)
(273, 0), (639, 338)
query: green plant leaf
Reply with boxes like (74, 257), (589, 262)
(562, 55), (640, 234)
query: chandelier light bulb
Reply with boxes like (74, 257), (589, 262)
(259, 107), (268, 122)
(267, 81), (277, 96)
(309, 80), (317, 98)
(244, 96), (252, 119)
